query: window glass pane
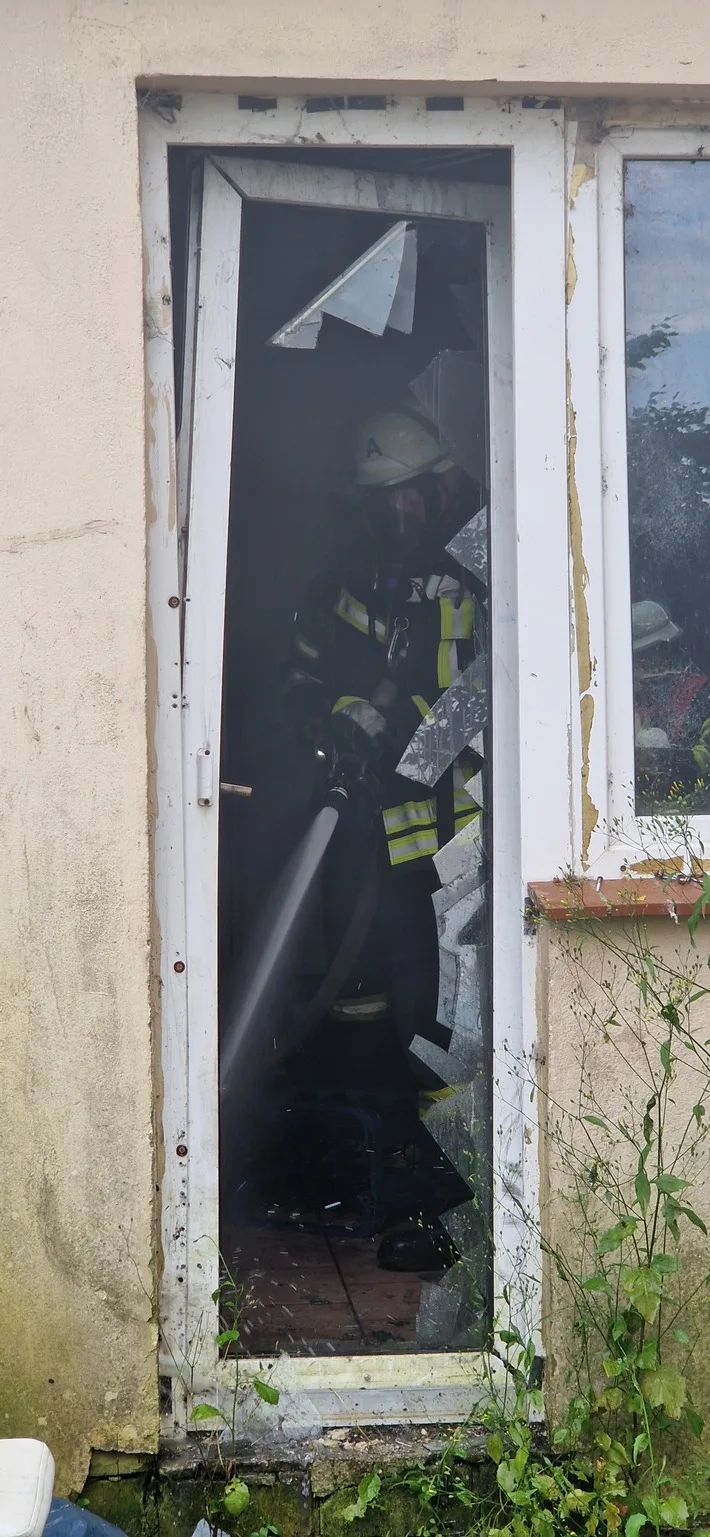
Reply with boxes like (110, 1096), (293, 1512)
(625, 160), (710, 813)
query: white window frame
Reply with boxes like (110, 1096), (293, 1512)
(569, 124), (710, 876)
(139, 93), (568, 1432)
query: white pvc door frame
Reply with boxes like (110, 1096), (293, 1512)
(140, 95), (568, 1431)
(566, 123), (710, 876)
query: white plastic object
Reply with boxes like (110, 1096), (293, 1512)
(0, 1438), (55, 1537)
(196, 744), (213, 806)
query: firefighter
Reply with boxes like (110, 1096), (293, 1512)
(633, 600), (710, 798)
(633, 601), (710, 748)
(284, 408), (485, 1271)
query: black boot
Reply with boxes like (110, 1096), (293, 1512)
(377, 1217), (459, 1274)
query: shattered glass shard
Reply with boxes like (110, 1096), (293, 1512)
(268, 222), (417, 349)
(409, 350), (486, 482)
(424, 1071), (489, 1193)
(446, 506), (489, 585)
(433, 814), (485, 886)
(449, 282), (484, 343)
(417, 1261), (487, 1350)
(396, 655), (488, 788)
(441, 1198), (487, 1266)
(408, 1034), (471, 1085)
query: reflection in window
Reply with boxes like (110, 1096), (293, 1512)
(625, 161), (710, 813)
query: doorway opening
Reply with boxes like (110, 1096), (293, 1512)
(170, 145), (510, 1360)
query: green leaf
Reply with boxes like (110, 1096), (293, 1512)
(643, 1098), (657, 1145)
(190, 1402), (221, 1422)
(632, 1433), (649, 1465)
(664, 1200), (681, 1241)
(497, 1460), (521, 1495)
(358, 1473), (381, 1506)
(487, 1432), (505, 1464)
(512, 1447), (529, 1477)
(625, 1515), (647, 1537)
(222, 1479), (251, 1518)
(677, 1204), (708, 1235)
(650, 1253), (678, 1275)
(660, 1040), (672, 1074)
(253, 1377), (280, 1405)
(640, 1363), (687, 1418)
(598, 1217), (638, 1255)
(215, 1327), (241, 1347)
(584, 1115), (609, 1128)
(637, 1339), (658, 1371)
(635, 1169), (651, 1212)
(673, 1327), (690, 1343)
(693, 1103), (706, 1127)
(658, 1495), (689, 1529)
(620, 1265), (662, 1323)
(642, 1497), (660, 1527)
(653, 1174), (689, 1194)
(342, 1502), (364, 1523)
(686, 1406), (704, 1438)
(582, 1274), (612, 1293)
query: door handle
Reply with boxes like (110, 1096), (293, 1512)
(197, 745), (213, 806)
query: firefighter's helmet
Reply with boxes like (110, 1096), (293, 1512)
(355, 409), (453, 489)
(632, 600), (681, 652)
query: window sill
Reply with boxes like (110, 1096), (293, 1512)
(528, 878), (705, 921)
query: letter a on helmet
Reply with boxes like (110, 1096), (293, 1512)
(355, 410), (454, 488)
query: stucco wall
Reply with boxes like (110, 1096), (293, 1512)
(5, 0), (710, 1498)
(539, 918), (710, 1443)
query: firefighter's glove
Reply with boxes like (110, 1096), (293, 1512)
(282, 667), (329, 747)
(332, 697), (390, 760)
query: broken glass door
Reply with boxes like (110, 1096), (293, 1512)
(176, 149), (511, 1362)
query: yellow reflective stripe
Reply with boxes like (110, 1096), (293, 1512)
(411, 694), (432, 719)
(454, 807), (479, 830)
(334, 589), (386, 642)
(332, 694), (366, 714)
(387, 826), (440, 865)
(439, 596), (474, 640)
(382, 798), (437, 836)
(437, 640), (459, 688)
(419, 1085), (455, 1108)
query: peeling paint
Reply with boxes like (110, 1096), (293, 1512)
(631, 856), (685, 876)
(566, 225), (578, 305)
(630, 855), (710, 874)
(566, 358), (599, 865)
(569, 160), (594, 205)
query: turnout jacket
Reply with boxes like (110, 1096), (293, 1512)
(289, 557), (484, 867)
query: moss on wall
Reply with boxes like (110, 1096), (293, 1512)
(81, 1451), (492, 1536)
(84, 1472), (313, 1536)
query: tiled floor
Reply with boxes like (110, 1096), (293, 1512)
(225, 1224), (422, 1355)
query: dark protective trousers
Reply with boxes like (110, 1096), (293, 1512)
(323, 811), (449, 1082)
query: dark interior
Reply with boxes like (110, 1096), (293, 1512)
(169, 146), (509, 1354)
